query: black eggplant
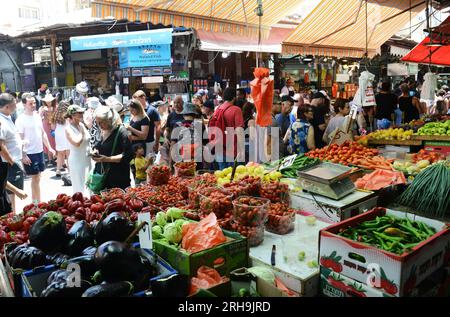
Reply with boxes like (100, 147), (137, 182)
(65, 221), (95, 256)
(64, 255), (99, 282)
(4, 242), (19, 260)
(82, 246), (97, 257)
(94, 241), (151, 291)
(94, 212), (135, 245)
(151, 274), (190, 297)
(82, 281), (134, 297)
(40, 280), (92, 297)
(46, 253), (71, 267)
(29, 211), (68, 253)
(8, 244), (49, 270)
(47, 269), (70, 285)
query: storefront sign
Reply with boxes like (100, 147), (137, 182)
(142, 76), (164, 84)
(70, 28), (173, 51)
(336, 74), (350, 83)
(119, 44), (171, 68)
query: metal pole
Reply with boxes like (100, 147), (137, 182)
(50, 35), (58, 88)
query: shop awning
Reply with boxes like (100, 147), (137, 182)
(197, 27), (293, 53)
(401, 16), (450, 66)
(282, 0), (426, 58)
(92, 0), (301, 38)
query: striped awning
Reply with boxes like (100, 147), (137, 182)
(283, 0), (426, 58)
(92, 0), (301, 38)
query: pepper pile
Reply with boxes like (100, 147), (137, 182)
(337, 215), (437, 255)
(265, 155), (319, 179)
(306, 142), (379, 167)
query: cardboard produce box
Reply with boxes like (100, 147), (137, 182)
(319, 208), (450, 297)
(153, 230), (249, 277)
(321, 266), (448, 297)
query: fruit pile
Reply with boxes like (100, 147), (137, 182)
(214, 164), (282, 186)
(393, 160), (432, 176)
(416, 120), (450, 136)
(368, 128), (414, 141)
(306, 142), (379, 166)
(222, 176), (261, 198)
(147, 166), (171, 186)
(412, 149), (445, 163)
(265, 203), (295, 235)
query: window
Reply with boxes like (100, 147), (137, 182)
(18, 7), (40, 20)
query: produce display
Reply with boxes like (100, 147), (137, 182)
(260, 181), (290, 204)
(337, 215), (437, 255)
(198, 187), (234, 219)
(232, 196), (270, 227)
(174, 162), (197, 178)
(214, 163), (281, 186)
(229, 223), (264, 247)
(147, 166), (171, 186)
(416, 120), (450, 136)
(306, 142), (387, 169)
(412, 149), (445, 163)
(222, 176), (261, 198)
(368, 128), (414, 141)
(393, 159), (433, 176)
(152, 208), (190, 246)
(398, 162), (450, 218)
(264, 155), (319, 179)
(265, 203), (296, 235)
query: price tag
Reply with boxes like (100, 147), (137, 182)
(123, 78), (129, 84)
(138, 213), (152, 250)
(279, 155), (297, 171)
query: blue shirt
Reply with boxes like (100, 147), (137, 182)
(275, 113), (292, 138)
(146, 105), (161, 143)
(287, 119), (311, 155)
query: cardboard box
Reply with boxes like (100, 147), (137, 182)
(153, 230), (249, 277)
(320, 266), (448, 297)
(230, 268), (298, 297)
(319, 208), (450, 297)
(22, 249), (177, 297)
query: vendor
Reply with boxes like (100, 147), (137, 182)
(92, 106), (134, 190)
(281, 78), (296, 97)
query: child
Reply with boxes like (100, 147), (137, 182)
(131, 145), (152, 186)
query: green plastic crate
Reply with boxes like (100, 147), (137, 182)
(153, 230), (249, 277)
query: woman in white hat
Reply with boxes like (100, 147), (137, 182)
(38, 94), (57, 166)
(65, 105), (91, 195)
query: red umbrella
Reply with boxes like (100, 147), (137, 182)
(251, 68), (274, 127)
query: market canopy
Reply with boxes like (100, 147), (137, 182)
(282, 0), (426, 58)
(401, 16), (450, 66)
(197, 27), (292, 53)
(91, 0), (301, 38)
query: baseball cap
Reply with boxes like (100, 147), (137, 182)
(203, 100), (215, 109)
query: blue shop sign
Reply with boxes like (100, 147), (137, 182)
(70, 28), (173, 51)
(119, 44), (171, 68)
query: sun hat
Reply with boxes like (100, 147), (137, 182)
(42, 94), (55, 104)
(181, 102), (201, 116)
(86, 97), (101, 110)
(66, 105), (86, 117)
(76, 81), (89, 94)
(105, 96), (125, 114)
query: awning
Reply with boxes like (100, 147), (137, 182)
(92, 0), (301, 38)
(197, 27), (293, 53)
(402, 16), (450, 66)
(282, 0), (426, 58)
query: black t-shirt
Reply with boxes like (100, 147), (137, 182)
(312, 105), (328, 148)
(130, 117), (150, 146)
(399, 96), (420, 123)
(166, 111), (184, 133)
(146, 106), (161, 143)
(375, 93), (397, 120)
(94, 126), (134, 190)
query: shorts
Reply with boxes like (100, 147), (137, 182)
(24, 152), (46, 176)
(7, 163), (24, 194)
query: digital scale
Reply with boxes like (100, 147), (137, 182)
(296, 162), (356, 200)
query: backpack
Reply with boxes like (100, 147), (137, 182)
(208, 103), (233, 145)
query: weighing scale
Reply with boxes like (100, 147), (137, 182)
(296, 162), (356, 200)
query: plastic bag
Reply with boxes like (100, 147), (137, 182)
(181, 213), (227, 253)
(189, 266), (229, 296)
(251, 68), (274, 127)
(355, 169), (406, 191)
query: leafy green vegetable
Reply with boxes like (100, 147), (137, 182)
(155, 212), (167, 227)
(152, 226), (164, 239)
(174, 219), (189, 229)
(163, 223), (182, 244)
(166, 208), (186, 221)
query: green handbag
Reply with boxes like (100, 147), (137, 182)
(87, 128), (121, 194)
